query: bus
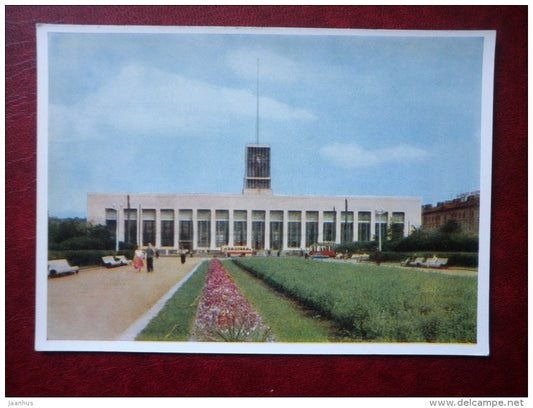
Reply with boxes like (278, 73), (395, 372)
(221, 246), (253, 257)
(309, 243), (336, 258)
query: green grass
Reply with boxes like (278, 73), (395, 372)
(222, 260), (331, 343)
(234, 258), (477, 343)
(136, 261), (208, 341)
(136, 257), (477, 344)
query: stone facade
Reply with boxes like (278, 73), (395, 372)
(422, 192), (480, 235)
(87, 192), (421, 252)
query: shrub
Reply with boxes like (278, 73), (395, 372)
(48, 250), (116, 267)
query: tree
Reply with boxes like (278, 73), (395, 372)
(439, 219), (462, 235)
(48, 217), (114, 250)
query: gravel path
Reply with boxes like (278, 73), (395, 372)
(47, 257), (202, 341)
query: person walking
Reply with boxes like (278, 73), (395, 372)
(133, 246), (144, 273)
(146, 243), (155, 273)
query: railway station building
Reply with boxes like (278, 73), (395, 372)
(87, 144), (421, 254)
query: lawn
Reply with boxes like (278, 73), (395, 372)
(136, 257), (477, 343)
(233, 258), (477, 343)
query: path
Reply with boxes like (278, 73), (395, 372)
(47, 256), (202, 341)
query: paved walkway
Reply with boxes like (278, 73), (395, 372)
(47, 257), (202, 341)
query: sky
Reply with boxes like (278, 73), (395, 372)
(44, 27), (489, 218)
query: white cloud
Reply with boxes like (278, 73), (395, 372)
(320, 142), (429, 169)
(49, 65), (315, 142)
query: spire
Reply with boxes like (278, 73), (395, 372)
(255, 58), (260, 144)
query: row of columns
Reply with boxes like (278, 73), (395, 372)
(111, 207), (400, 251)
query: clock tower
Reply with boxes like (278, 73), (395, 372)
(243, 144), (272, 195)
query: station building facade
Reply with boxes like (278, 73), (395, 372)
(87, 144), (421, 253)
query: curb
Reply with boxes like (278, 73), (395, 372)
(116, 259), (206, 341)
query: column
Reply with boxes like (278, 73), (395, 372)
(192, 208), (198, 251)
(282, 210), (288, 251)
(174, 207), (180, 250)
(264, 210), (271, 251)
(246, 209), (252, 249)
(154, 209), (161, 249)
(335, 209), (342, 244)
(228, 209), (234, 247)
(318, 211), (324, 244)
(353, 208), (359, 242)
(138, 205), (143, 247)
(117, 207), (124, 244)
(370, 210), (375, 243)
(300, 211), (306, 250)
(210, 209), (216, 250)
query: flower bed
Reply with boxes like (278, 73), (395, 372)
(190, 259), (274, 342)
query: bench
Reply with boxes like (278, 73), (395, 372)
(400, 258), (412, 267)
(425, 257), (448, 268)
(412, 257), (426, 267)
(115, 255), (131, 265)
(48, 259), (79, 277)
(351, 254), (370, 261)
(102, 256), (122, 268)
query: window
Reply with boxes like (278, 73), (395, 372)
(197, 210), (211, 248)
(287, 211), (301, 248)
(391, 212), (405, 240)
(270, 211), (283, 251)
(179, 210), (193, 250)
(358, 212), (371, 242)
(305, 211), (318, 248)
(105, 209), (117, 241)
(124, 209), (137, 245)
(323, 211), (336, 242)
(341, 211), (354, 244)
(215, 210), (229, 248)
(161, 210), (174, 247)
(142, 209), (156, 246)
(375, 211), (388, 243)
(252, 211), (265, 250)
(233, 210), (247, 246)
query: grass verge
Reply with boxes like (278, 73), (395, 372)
(135, 261), (208, 341)
(222, 260), (331, 343)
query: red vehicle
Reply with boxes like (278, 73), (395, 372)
(309, 243), (335, 258)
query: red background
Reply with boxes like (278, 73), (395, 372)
(6, 6), (527, 397)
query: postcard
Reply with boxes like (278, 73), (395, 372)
(35, 25), (495, 355)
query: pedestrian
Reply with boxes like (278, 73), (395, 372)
(146, 243), (155, 272)
(133, 246), (144, 273)
(375, 249), (382, 266)
(180, 250), (186, 264)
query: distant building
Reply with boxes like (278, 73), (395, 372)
(422, 192), (480, 235)
(87, 143), (422, 253)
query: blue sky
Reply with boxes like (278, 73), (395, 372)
(46, 28), (487, 218)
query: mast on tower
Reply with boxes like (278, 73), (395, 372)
(243, 59), (272, 195)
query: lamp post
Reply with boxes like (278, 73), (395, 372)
(112, 203), (122, 253)
(375, 209), (385, 252)
(375, 209), (385, 266)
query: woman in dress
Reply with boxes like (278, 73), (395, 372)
(133, 246), (144, 272)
